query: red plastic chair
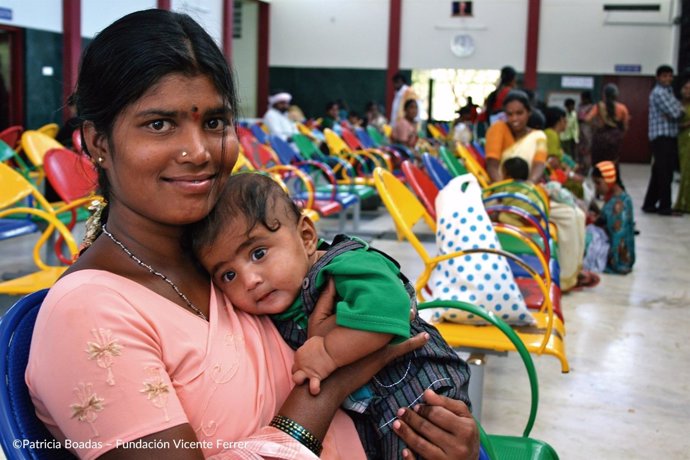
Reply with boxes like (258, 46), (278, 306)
(71, 129), (83, 155)
(0, 125), (23, 150)
(400, 160), (440, 221)
(43, 148), (99, 263)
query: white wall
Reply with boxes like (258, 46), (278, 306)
(0, 0), (63, 32)
(82, 1), (156, 37)
(267, 0), (681, 76)
(269, 0), (389, 69)
(234, 0), (259, 117)
(539, 0), (679, 74)
(400, 0), (527, 71)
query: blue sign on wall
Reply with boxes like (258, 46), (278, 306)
(0, 7), (12, 20)
(614, 64), (642, 73)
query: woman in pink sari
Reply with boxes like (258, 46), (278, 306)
(25, 10), (477, 460)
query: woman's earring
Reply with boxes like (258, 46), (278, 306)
(98, 157), (104, 163)
(181, 151), (188, 157)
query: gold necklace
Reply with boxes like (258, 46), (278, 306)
(102, 225), (208, 321)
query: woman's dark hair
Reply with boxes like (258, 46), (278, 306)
(403, 99), (418, 111)
(502, 90), (531, 112)
(76, 9), (237, 204)
(602, 83), (619, 123)
(545, 106), (566, 129)
(189, 173), (302, 257)
(580, 91), (592, 104)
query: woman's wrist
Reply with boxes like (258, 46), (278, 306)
(270, 414), (323, 456)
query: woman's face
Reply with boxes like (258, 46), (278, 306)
(593, 176), (609, 196)
(681, 81), (690, 101)
(90, 73), (238, 226)
(504, 100), (530, 135)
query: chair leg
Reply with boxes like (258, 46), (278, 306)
(351, 200), (361, 232)
(467, 352), (486, 421)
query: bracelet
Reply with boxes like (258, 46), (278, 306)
(269, 414), (323, 456)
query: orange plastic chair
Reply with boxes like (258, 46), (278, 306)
(373, 167), (568, 372)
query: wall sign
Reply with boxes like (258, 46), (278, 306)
(561, 76), (594, 89)
(0, 7), (12, 20)
(614, 64), (642, 73)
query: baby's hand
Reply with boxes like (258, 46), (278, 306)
(292, 336), (338, 395)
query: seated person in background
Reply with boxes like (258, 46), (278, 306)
(586, 161), (635, 274)
(263, 90), (299, 141)
(190, 173), (472, 460)
(288, 104), (306, 124)
(390, 99), (419, 149)
(453, 106), (474, 146)
(366, 101), (388, 132)
(346, 110), (365, 129)
(320, 101), (341, 130)
(544, 106), (584, 198)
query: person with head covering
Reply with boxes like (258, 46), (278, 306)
(263, 90), (299, 141)
(587, 161), (636, 274)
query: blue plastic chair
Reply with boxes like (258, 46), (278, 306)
(0, 289), (74, 459)
(250, 124), (269, 145)
(421, 153), (453, 189)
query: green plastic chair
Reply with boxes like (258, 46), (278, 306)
(418, 300), (559, 460)
(439, 145), (468, 176)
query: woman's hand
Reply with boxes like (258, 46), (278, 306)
(307, 277), (339, 338)
(393, 389), (479, 460)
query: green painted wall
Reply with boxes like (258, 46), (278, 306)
(24, 29), (63, 129)
(268, 67), (388, 120)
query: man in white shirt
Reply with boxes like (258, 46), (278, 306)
(390, 72), (419, 126)
(263, 91), (298, 141)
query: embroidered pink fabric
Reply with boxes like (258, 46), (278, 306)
(26, 270), (364, 459)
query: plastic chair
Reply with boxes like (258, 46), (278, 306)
(0, 289), (76, 459)
(268, 135), (361, 231)
(0, 125), (23, 150)
(292, 133), (375, 187)
(419, 300), (559, 460)
(43, 149), (100, 263)
(0, 163), (80, 295)
(456, 143), (490, 188)
(422, 152), (453, 189)
(37, 123), (59, 139)
(250, 123), (269, 144)
(373, 167), (568, 372)
(439, 144), (469, 177)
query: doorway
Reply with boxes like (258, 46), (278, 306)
(0, 26), (24, 131)
(602, 75), (655, 163)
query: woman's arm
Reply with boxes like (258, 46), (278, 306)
(485, 157), (502, 183)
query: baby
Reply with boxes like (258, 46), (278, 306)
(190, 172), (471, 460)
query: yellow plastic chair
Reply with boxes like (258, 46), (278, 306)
(18, 131), (65, 187)
(323, 128), (393, 172)
(0, 163), (80, 295)
(456, 143), (490, 188)
(373, 167), (568, 372)
(37, 123), (60, 139)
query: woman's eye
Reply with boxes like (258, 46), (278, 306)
(251, 248), (267, 261)
(148, 120), (171, 131)
(220, 271), (236, 283)
(206, 118), (228, 131)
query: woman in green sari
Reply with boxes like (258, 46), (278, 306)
(674, 78), (690, 213)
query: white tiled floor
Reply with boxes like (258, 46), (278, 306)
(1, 164), (688, 459)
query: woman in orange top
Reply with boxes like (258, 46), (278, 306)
(485, 90), (548, 183)
(585, 83), (630, 164)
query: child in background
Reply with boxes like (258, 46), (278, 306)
(189, 173), (471, 460)
(585, 161), (635, 274)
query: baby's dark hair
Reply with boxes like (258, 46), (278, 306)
(502, 157), (529, 180)
(189, 173), (302, 256)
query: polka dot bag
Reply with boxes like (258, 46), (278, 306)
(427, 174), (536, 326)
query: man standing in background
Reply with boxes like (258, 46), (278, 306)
(642, 65), (685, 216)
(560, 98), (579, 160)
(390, 72), (419, 126)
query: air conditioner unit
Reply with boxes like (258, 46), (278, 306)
(603, 0), (673, 25)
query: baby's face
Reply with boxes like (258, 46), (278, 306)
(198, 214), (317, 315)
